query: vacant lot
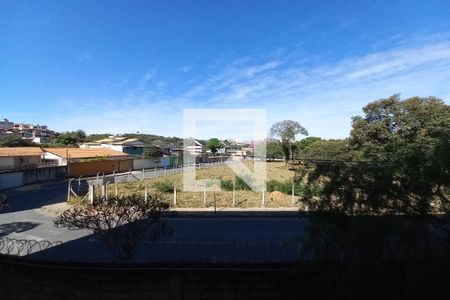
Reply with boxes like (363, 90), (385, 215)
(103, 161), (308, 208)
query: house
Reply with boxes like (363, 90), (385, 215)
(162, 144), (183, 156)
(184, 140), (204, 156)
(0, 128), (7, 139)
(80, 136), (147, 157)
(43, 148), (134, 177)
(9, 123), (55, 144)
(43, 148), (130, 165)
(0, 118), (14, 130)
(0, 147), (44, 171)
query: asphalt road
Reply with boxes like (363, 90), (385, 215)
(0, 181), (308, 262)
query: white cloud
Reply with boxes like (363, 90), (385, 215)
(54, 36), (450, 139)
(136, 69), (156, 91)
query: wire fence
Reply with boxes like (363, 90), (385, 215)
(0, 237), (62, 256)
(66, 160), (311, 208)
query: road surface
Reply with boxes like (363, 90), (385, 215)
(0, 181), (308, 262)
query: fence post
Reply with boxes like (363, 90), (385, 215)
(115, 182), (118, 197)
(77, 176), (82, 194)
(101, 184), (106, 199)
(203, 182), (207, 207)
(142, 168), (145, 180)
(261, 190), (265, 207)
(67, 179), (72, 202)
(89, 184), (95, 205)
(105, 182), (109, 200)
(173, 185), (177, 206)
(232, 179), (236, 207)
(144, 186), (148, 202)
(291, 181), (295, 206)
(96, 173), (100, 186)
(164, 166), (167, 175)
(173, 165), (175, 174)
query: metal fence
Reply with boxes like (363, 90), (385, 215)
(0, 237), (62, 256)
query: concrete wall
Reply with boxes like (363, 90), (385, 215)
(0, 171), (23, 190)
(133, 158), (160, 170)
(0, 156), (42, 170)
(22, 166), (67, 185)
(68, 159), (134, 177)
(0, 157), (15, 170)
(17, 156), (41, 168)
(0, 166), (67, 190)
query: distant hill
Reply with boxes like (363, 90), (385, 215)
(85, 133), (183, 147)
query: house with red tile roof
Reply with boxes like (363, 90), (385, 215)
(0, 147), (44, 171)
(43, 148), (130, 166)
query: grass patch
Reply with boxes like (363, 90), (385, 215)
(102, 162), (314, 208)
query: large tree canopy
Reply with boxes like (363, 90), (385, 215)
(0, 135), (38, 147)
(303, 95), (450, 219)
(269, 120), (308, 163)
(206, 138), (224, 154)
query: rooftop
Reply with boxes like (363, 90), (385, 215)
(93, 137), (145, 145)
(44, 148), (130, 159)
(0, 147), (44, 157)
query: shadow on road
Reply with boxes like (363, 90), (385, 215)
(0, 221), (40, 237)
(1, 182), (67, 214)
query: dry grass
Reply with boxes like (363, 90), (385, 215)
(98, 162), (306, 208)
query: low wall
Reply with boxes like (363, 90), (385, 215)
(0, 172), (23, 190)
(68, 159), (134, 177)
(0, 166), (67, 190)
(22, 166), (67, 185)
(133, 158), (160, 170)
(0, 255), (297, 300)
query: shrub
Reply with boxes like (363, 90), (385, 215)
(235, 175), (252, 190)
(266, 179), (315, 196)
(220, 180), (234, 191)
(154, 181), (174, 193)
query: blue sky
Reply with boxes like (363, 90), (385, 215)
(1, 0), (450, 139)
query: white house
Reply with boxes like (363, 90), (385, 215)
(80, 136), (147, 157)
(185, 140), (204, 156)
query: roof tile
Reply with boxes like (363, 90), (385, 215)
(0, 147), (44, 157)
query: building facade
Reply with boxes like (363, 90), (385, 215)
(80, 136), (147, 157)
(0, 147), (44, 171)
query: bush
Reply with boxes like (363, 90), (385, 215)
(266, 179), (319, 197)
(220, 180), (234, 191)
(235, 175), (252, 190)
(154, 181), (174, 193)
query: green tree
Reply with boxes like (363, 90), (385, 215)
(301, 139), (358, 161)
(265, 140), (284, 159)
(295, 136), (322, 159)
(53, 133), (78, 145)
(269, 120), (308, 164)
(206, 138), (224, 155)
(142, 145), (162, 159)
(74, 129), (86, 142)
(303, 95), (450, 219)
(0, 135), (38, 147)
